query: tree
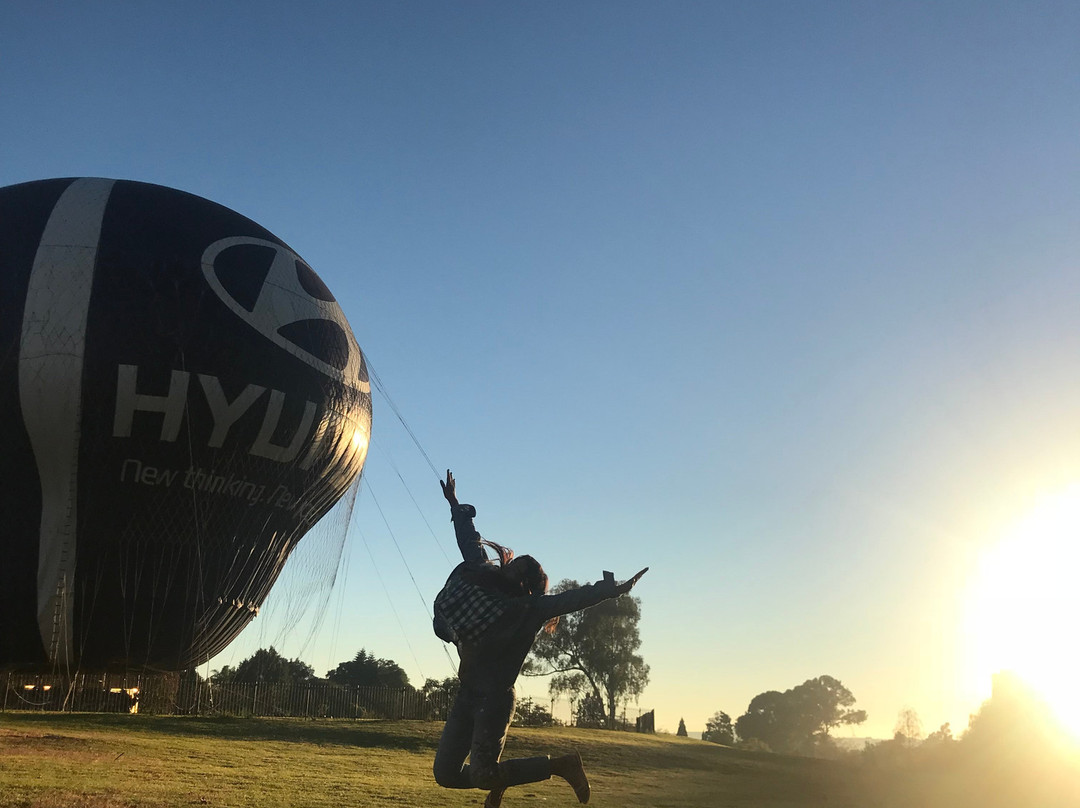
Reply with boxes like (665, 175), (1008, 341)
(214, 647), (314, 684)
(575, 692), (609, 729)
(677, 718), (688, 737)
(734, 690), (790, 752)
(525, 579), (649, 728)
(735, 675), (867, 755)
(703, 711), (735, 745)
(421, 676), (459, 702)
(421, 677), (459, 721)
(790, 675), (867, 739)
(962, 671), (1058, 751)
(512, 697), (556, 727)
(327, 648), (409, 689)
(894, 707), (923, 747)
(924, 722), (954, 746)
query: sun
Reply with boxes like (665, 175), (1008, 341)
(965, 484), (1080, 740)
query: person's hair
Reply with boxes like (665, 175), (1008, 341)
(480, 541), (559, 634)
(480, 538), (514, 566)
(511, 555), (547, 595)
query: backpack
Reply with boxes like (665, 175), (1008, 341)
(432, 572), (508, 645)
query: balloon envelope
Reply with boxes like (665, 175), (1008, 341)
(0, 178), (371, 671)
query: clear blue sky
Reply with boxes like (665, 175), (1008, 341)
(6, 2), (1080, 738)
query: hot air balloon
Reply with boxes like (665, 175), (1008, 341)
(0, 178), (371, 672)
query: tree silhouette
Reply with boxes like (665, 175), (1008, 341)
(421, 677), (459, 721)
(894, 707), (923, 746)
(213, 646), (313, 684)
(704, 711), (735, 745)
(525, 579), (649, 728)
(575, 692), (609, 728)
(735, 675), (866, 755)
(327, 648), (409, 688)
(734, 690), (791, 751)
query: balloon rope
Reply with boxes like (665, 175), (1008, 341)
(361, 482), (458, 677)
(356, 521), (427, 682)
(371, 437), (452, 564)
(359, 353), (458, 675)
(365, 356), (440, 478)
(365, 480), (433, 613)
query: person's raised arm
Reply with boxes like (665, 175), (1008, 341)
(442, 469), (484, 563)
(440, 469), (459, 508)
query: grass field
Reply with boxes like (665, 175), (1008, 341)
(2, 713), (1078, 808)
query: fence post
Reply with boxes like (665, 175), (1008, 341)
(2, 671), (9, 712)
(252, 682), (258, 716)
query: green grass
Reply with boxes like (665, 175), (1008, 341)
(2, 713), (1078, 808)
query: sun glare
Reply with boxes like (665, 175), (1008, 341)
(966, 484), (1080, 739)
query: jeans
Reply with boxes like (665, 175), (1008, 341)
(433, 684), (551, 790)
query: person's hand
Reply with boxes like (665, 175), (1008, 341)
(615, 567), (648, 595)
(602, 567), (648, 595)
(441, 469), (459, 507)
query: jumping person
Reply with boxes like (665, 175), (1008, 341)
(431, 471), (647, 807)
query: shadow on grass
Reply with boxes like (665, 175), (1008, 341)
(0, 713), (439, 752)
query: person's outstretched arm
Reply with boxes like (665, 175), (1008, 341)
(532, 567), (649, 621)
(442, 469), (484, 563)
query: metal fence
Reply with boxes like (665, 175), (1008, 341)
(1, 672), (453, 720)
(1, 672), (652, 731)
